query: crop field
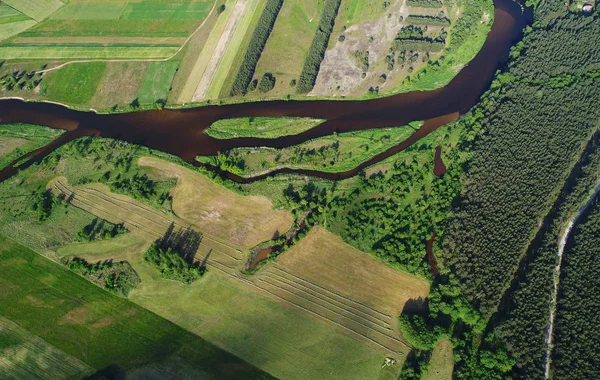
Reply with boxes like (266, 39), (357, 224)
(137, 61), (180, 104)
(0, 316), (94, 379)
(139, 156), (293, 248)
(0, 124), (64, 170)
(206, 116), (326, 139)
(0, 235), (269, 378)
(422, 338), (453, 380)
(2, 0), (63, 22)
(0, 0), (213, 60)
(202, 125), (416, 177)
(252, 0), (325, 97)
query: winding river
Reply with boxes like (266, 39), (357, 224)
(0, 0), (526, 183)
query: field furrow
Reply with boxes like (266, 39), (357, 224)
(262, 275), (394, 334)
(265, 270), (393, 329)
(272, 265), (393, 320)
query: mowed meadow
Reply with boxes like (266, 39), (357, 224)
(0, 135), (432, 378)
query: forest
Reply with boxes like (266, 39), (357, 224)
(552, 193), (600, 379)
(296, 0), (343, 93)
(229, 0), (283, 96)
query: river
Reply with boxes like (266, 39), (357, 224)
(0, 0), (526, 184)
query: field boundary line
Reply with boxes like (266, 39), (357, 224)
(36, 1), (219, 74)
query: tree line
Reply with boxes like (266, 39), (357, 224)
(297, 0), (343, 93)
(230, 0), (284, 96)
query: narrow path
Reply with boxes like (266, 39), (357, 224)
(544, 182), (600, 379)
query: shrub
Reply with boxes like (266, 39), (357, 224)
(406, 0), (444, 8)
(405, 14), (451, 26)
(144, 242), (204, 284)
(258, 73), (276, 93)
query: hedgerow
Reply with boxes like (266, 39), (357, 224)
(296, 0), (342, 93)
(229, 0), (283, 96)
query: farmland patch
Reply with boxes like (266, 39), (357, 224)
(2, 0), (64, 22)
(137, 61), (180, 105)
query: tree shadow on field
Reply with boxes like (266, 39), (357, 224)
(158, 223), (203, 263)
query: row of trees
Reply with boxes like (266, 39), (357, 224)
(392, 38), (445, 53)
(405, 15), (450, 26)
(77, 218), (128, 242)
(297, 0), (343, 93)
(407, 0), (444, 8)
(230, 0), (283, 96)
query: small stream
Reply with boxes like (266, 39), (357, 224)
(544, 182), (600, 379)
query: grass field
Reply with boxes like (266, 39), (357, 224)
(252, 0), (325, 97)
(20, 19), (201, 37)
(57, 229), (404, 379)
(201, 125), (416, 176)
(0, 235), (270, 378)
(49, 3), (127, 20)
(139, 156), (293, 248)
(267, 227), (429, 326)
(41, 62), (106, 105)
(203, 0), (262, 100)
(0, 45), (179, 59)
(2, 0), (63, 22)
(206, 116), (325, 139)
(0, 20), (37, 42)
(337, 0), (386, 26)
(137, 61), (180, 104)
(422, 339), (453, 380)
(90, 61), (149, 109)
(0, 316), (94, 379)
(0, 123), (65, 170)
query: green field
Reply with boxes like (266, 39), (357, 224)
(2, 0), (64, 22)
(0, 123), (65, 170)
(0, 316), (93, 379)
(0, 20), (37, 42)
(0, 235), (270, 378)
(42, 62), (106, 105)
(0, 45), (178, 59)
(137, 61), (180, 104)
(20, 19), (201, 37)
(57, 234), (395, 379)
(200, 125), (417, 176)
(121, 2), (212, 20)
(50, 3), (127, 20)
(206, 116), (325, 139)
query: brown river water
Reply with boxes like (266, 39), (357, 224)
(0, 0), (526, 183)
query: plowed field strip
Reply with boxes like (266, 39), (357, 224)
(272, 265), (393, 319)
(259, 277), (395, 338)
(267, 270), (392, 326)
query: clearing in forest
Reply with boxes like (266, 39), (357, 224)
(422, 338), (454, 380)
